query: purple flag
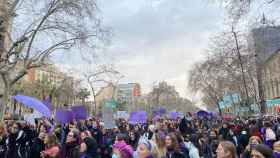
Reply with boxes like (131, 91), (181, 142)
(55, 109), (74, 124)
(42, 96), (52, 110)
(197, 110), (209, 118)
(169, 112), (179, 119)
(129, 111), (147, 124)
(12, 95), (51, 117)
(71, 105), (88, 120)
(152, 107), (166, 117)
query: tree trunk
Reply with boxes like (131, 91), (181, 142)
(1, 84), (10, 120)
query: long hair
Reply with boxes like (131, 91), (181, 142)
(155, 132), (166, 157)
(166, 133), (181, 153)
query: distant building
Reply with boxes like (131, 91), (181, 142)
(116, 83), (141, 112)
(251, 26), (280, 113)
(262, 50), (280, 114)
(24, 64), (68, 86)
(263, 50), (280, 100)
(251, 26), (280, 62)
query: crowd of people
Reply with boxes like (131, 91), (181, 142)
(1, 114), (280, 158)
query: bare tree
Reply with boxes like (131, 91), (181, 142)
(0, 0), (108, 119)
(83, 64), (123, 116)
(188, 29), (258, 115)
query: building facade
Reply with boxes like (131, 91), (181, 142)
(262, 51), (280, 113)
(251, 26), (280, 114)
(24, 64), (68, 86)
(95, 84), (116, 113)
(116, 83), (141, 112)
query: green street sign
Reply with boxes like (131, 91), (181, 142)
(105, 99), (118, 108)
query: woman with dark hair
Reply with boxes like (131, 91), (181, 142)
(174, 131), (190, 158)
(64, 129), (80, 158)
(128, 131), (139, 150)
(6, 122), (26, 158)
(165, 133), (185, 158)
(80, 137), (98, 158)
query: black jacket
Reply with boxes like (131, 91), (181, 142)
(166, 151), (185, 158)
(0, 135), (6, 158)
(64, 142), (80, 158)
(6, 130), (27, 158)
(29, 137), (45, 158)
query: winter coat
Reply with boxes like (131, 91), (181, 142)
(201, 143), (212, 158)
(242, 150), (251, 158)
(89, 128), (102, 145)
(185, 143), (200, 158)
(0, 135), (6, 158)
(166, 151), (186, 158)
(179, 143), (190, 158)
(29, 137), (45, 158)
(6, 130), (27, 158)
(64, 142), (80, 158)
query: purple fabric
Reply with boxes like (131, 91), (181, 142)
(42, 96), (52, 111)
(71, 105), (88, 120)
(274, 152), (280, 158)
(169, 112), (179, 119)
(55, 109), (74, 124)
(152, 107), (166, 116)
(153, 115), (161, 122)
(129, 111), (147, 124)
(129, 112), (138, 123)
(197, 110), (209, 117)
(113, 141), (133, 158)
(12, 95), (51, 117)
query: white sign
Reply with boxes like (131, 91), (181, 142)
(116, 111), (129, 119)
(24, 110), (43, 125)
(102, 106), (116, 129)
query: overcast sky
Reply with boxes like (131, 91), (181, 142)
(91, 0), (225, 99)
(55, 0), (226, 101)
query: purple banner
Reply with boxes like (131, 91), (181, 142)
(169, 112), (179, 119)
(197, 110), (209, 118)
(42, 96), (52, 110)
(152, 107), (166, 116)
(71, 105), (88, 120)
(129, 111), (147, 124)
(13, 95), (51, 117)
(55, 109), (74, 124)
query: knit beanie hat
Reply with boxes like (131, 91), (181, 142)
(254, 144), (274, 158)
(113, 140), (134, 158)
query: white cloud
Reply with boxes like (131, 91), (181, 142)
(57, 0), (225, 99)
